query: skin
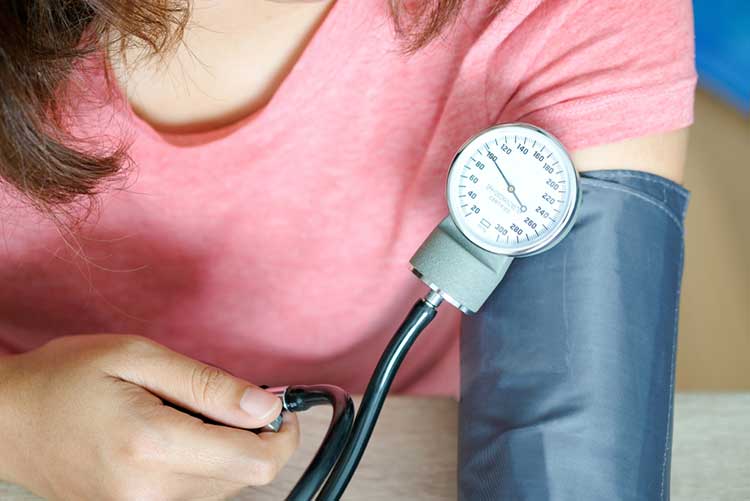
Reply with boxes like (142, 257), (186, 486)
(572, 128), (689, 184)
(112, 0), (337, 134)
(0, 335), (298, 501)
(0, 1), (688, 499)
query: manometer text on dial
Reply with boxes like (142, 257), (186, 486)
(446, 124), (579, 256)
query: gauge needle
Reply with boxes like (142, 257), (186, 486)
(489, 157), (527, 213)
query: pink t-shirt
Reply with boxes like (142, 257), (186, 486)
(0, 0), (695, 396)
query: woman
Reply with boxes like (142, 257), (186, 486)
(0, 0), (695, 499)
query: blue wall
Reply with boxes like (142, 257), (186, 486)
(694, 0), (750, 113)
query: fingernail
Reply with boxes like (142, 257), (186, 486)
(240, 387), (279, 419)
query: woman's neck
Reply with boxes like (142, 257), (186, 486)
(110, 0), (335, 134)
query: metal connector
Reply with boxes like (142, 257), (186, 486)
(251, 385), (289, 433)
(423, 290), (445, 309)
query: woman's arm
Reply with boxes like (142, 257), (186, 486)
(459, 131), (691, 500)
(573, 129), (690, 184)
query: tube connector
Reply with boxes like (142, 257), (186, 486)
(252, 385), (289, 433)
(423, 290), (445, 309)
(410, 216), (513, 314)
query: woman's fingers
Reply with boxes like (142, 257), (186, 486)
(4, 334), (299, 500)
(148, 403), (300, 485)
(104, 335), (282, 429)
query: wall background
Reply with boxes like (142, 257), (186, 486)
(677, 89), (750, 389)
(675, 2), (749, 389)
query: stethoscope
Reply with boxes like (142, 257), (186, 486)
(259, 123), (581, 500)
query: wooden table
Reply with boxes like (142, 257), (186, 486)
(1, 394), (748, 500)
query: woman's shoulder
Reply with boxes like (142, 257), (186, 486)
(472, 0), (697, 150)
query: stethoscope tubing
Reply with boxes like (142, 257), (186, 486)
(282, 292), (442, 500)
(283, 385), (355, 500)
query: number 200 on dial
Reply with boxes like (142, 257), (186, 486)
(446, 123), (580, 256)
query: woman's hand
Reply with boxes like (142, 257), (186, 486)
(0, 334), (299, 501)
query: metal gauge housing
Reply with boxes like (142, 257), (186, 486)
(446, 123), (580, 257)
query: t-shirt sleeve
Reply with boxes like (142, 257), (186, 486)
(485, 0), (697, 151)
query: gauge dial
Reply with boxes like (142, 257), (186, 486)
(446, 123), (580, 256)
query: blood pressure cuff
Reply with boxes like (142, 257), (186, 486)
(459, 170), (690, 500)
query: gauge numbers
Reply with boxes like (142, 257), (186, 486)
(446, 123), (579, 256)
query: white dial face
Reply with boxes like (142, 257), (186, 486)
(446, 124), (579, 256)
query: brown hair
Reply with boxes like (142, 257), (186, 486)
(0, 1), (483, 215)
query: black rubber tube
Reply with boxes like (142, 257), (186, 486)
(316, 298), (438, 500)
(285, 385), (355, 501)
